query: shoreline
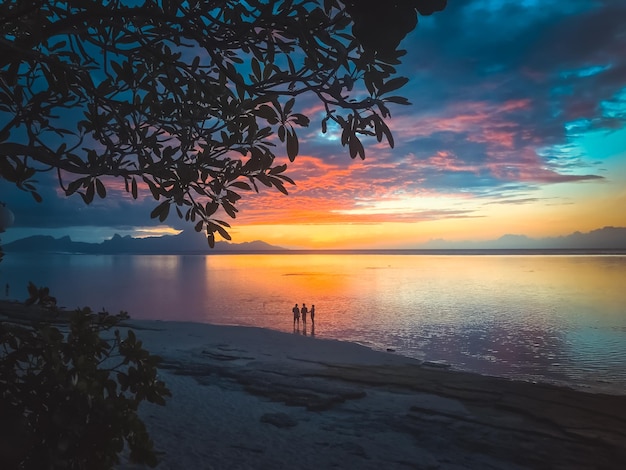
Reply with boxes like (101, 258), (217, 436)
(125, 318), (626, 469)
(2, 302), (626, 468)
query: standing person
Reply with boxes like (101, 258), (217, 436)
(301, 303), (308, 325)
(310, 304), (315, 324)
(292, 303), (300, 328)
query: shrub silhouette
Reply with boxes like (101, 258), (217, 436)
(0, 284), (171, 469)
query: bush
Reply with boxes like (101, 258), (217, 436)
(0, 284), (171, 469)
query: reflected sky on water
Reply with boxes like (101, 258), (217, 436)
(3, 252), (625, 394)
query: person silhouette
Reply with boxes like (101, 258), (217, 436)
(310, 304), (315, 324)
(301, 303), (308, 325)
(292, 303), (300, 328)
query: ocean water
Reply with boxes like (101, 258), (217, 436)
(2, 252), (625, 395)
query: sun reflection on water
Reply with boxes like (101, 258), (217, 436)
(3, 252), (625, 394)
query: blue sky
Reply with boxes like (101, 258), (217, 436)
(2, 0), (625, 248)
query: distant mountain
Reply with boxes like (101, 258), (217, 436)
(3, 231), (287, 254)
(420, 226), (626, 250)
(4, 226), (625, 253)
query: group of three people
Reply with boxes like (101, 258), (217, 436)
(292, 303), (314, 327)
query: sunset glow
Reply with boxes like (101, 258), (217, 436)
(2, 1), (625, 249)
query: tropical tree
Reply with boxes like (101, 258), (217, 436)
(0, 0), (446, 245)
(1, 1), (448, 467)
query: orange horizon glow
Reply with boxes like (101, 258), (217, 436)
(4, 2), (625, 253)
(212, 139), (626, 249)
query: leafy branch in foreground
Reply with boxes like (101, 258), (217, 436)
(0, 0), (446, 245)
(0, 283), (171, 469)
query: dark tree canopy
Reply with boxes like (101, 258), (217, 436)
(0, 0), (447, 245)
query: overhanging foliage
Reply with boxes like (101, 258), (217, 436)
(0, 0), (446, 244)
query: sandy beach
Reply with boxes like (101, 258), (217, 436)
(118, 320), (626, 470)
(2, 302), (625, 469)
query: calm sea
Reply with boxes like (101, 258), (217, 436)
(2, 252), (625, 395)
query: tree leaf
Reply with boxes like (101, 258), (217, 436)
(271, 178), (289, 195)
(150, 201), (170, 221)
(214, 223), (232, 240)
(348, 135), (365, 160)
(85, 181), (95, 204)
(229, 181), (252, 190)
(384, 96), (411, 105)
(284, 97), (295, 117)
(251, 58), (262, 81)
(131, 178), (138, 199)
(286, 129), (299, 162)
(31, 191), (43, 203)
(255, 104), (278, 122)
(95, 179), (106, 198)
(378, 77), (409, 95)
(206, 232), (215, 248)
(290, 113), (310, 127)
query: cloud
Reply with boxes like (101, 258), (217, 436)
(3, 0), (624, 240)
(2, 173), (160, 229)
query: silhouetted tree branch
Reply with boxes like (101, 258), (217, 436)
(0, 0), (447, 246)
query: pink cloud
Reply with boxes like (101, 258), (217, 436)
(421, 150), (481, 174)
(485, 148), (602, 183)
(395, 99), (532, 142)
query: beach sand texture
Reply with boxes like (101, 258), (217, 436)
(2, 303), (625, 469)
(124, 320), (626, 470)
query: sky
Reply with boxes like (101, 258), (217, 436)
(2, 0), (626, 249)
